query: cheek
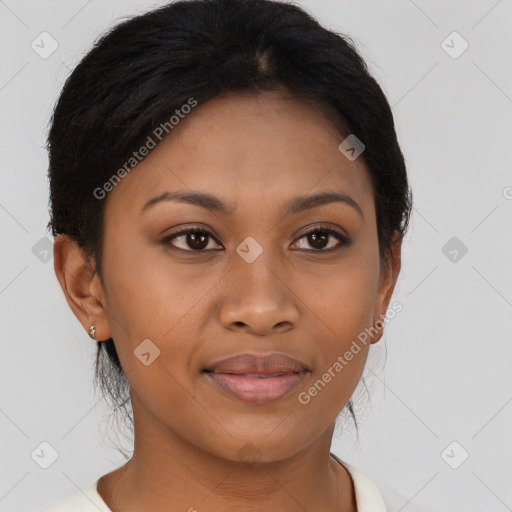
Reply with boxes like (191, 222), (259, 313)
(99, 237), (220, 384)
(296, 283), (372, 424)
(303, 251), (380, 339)
(98, 241), (201, 416)
(100, 234), (185, 337)
(296, 249), (379, 408)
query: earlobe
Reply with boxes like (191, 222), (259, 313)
(53, 234), (112, 341)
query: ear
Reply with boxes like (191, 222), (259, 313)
(369, 231), (402, 344)
(53, 234), (112, 342)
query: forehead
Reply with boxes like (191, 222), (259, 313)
(104, 91), (374, 221)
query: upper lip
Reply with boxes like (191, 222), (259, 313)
(204, 352), (310, 375)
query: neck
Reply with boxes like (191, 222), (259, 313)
(97, 394), (356, 512)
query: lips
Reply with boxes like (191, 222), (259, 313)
(202, 352), (310, 405)
(204, 352), (310, 376)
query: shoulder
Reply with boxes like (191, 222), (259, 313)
(331, 453), (388, 512)
(38, 479), (111, 512)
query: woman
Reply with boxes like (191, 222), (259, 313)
(39, 0), (412, 510)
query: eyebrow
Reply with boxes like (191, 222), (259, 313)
(141, 190), (363, 218)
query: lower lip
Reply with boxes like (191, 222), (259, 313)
(205, 371), (308, 405)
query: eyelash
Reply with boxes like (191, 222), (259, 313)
(160, 224), (351, 253)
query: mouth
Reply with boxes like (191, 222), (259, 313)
(201, 352), (310, 404)
(204, 351), (310, 375)
(203, 370), (309, 405)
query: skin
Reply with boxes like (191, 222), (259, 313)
(54, 90), (401, 512)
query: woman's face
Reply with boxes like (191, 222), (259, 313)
(93, 90), (399, 462)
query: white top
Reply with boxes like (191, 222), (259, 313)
(37, 455), (387, 511)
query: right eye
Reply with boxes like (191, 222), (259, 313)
(160, 226), (224, 252)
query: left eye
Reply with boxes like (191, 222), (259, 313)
(292, 226), (350, 251)
(161, 226), (350, 252)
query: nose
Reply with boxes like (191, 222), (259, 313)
(218, 252), (300, 336)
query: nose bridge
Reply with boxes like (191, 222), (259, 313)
(218, 235), (299, 333)
(234, 235), (286, 302)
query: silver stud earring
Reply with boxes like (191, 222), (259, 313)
(88, 325), (96, 340)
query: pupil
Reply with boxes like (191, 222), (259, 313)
(189, 232), (208, 250)
(310, 231), (327, 249)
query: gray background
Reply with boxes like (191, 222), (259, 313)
(1, 1), (511, 511)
